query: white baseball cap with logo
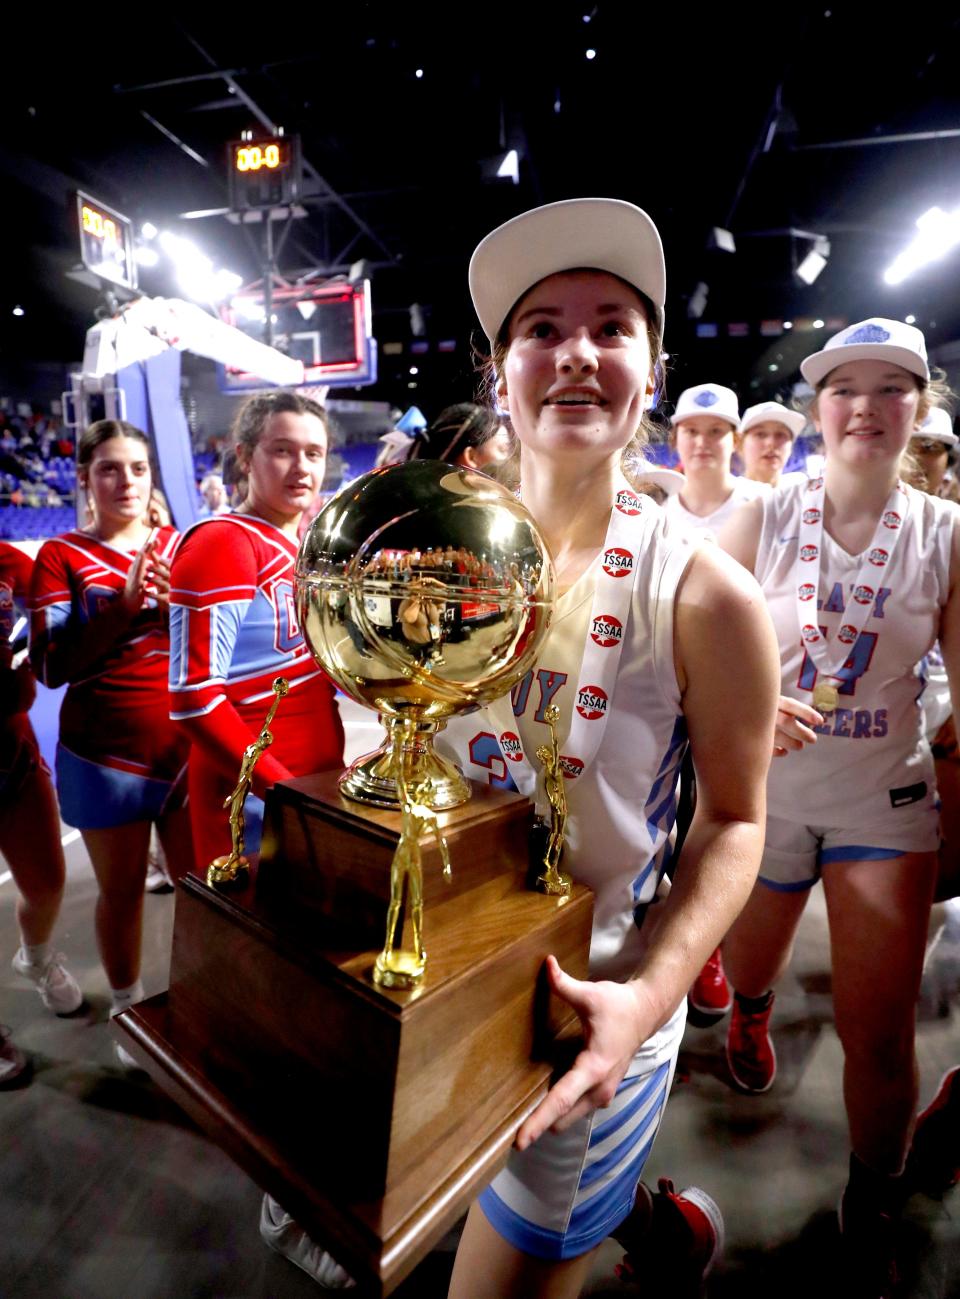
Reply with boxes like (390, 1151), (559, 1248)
(739, 400), (806, 439)
(914, 406), (958, 448)
(469, 198), (666, 346)
(800, 318), (930, 388)
(670, 383), (740, 429)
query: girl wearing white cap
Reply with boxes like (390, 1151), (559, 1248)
(911, 406), (960, 503)
(718, 317), (960, 1289)
(434, 199), (781, 1298)
(663, 383), (770, 535)
(737, 401), (807, 488)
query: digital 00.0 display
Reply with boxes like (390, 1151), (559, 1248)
(227, 135), (301, 211)
(76, 191), (136, 292)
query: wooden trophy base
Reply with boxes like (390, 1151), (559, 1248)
(116, 775), (593, 1296)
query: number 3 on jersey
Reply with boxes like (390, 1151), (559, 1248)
(798, 628), (878, 696)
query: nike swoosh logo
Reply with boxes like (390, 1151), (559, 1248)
(779, 534), (798, 544)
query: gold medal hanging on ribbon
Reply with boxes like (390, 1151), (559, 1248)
(812, 681), (840, 714)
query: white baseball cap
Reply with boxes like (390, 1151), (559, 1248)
(632, 463), (685, 496)
(914, 407), (958, 448)
(670, 383), (740, 429)
(739, 401), (806, 439)
(800, 318), (930, 388)
(469, 198), (666, 345)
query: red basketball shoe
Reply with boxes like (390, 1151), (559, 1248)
(613, 1177), (724, 1292)
(726, 992), (777, 1093)
(908, 1066), (960, 1195)
(688, 948), (732, 1021)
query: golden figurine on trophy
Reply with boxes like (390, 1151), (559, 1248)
(534, 704), (572, 897)
(373, 718), (453, 989)
(207, 677), (289, 890)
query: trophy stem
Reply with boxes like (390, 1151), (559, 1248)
(338, 715), (470, 810)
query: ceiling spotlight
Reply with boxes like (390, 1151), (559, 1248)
(813, 318), (825, 328)
(707, 227), (736, 254)
(141, 222), (158, 241)
(12, 305), (24, 317)
(884, 205), (960, 285)
(415, 68), (424, 79)
(783, 320), (794, 330)
(585, 47), (597, 60)
(796, 236), (831, 285)
(687, 281), (709, 320)
(409, 366), (419, 376)
(496, 149), (520, 184)
(905, 313), (916, 324)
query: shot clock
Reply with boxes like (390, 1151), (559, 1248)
(227, 134), (302, 211)
(76, 191), (137, 292)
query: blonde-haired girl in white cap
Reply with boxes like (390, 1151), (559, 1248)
(717, 317), (960, 1288)
(416, 199), (781, 1298)
(737, 401), (807, 488)
(662, 383), (770, 536)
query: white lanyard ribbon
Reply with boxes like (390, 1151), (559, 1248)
(795, 474), (906, 706)
(487, 480), (647, 801)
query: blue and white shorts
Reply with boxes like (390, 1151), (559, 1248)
(478, 998), (686, 1260)
(759, 807), (940, 892)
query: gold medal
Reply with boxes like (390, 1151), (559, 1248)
(812, 681), (839, 713)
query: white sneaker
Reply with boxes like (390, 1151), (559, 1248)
(259, 1194), (356, 1289)
(0, 1026), (28, 1086)
(145, 861), (174, 893)
(11, 950), (83, 1015)
(112, 1039), (142, 1071)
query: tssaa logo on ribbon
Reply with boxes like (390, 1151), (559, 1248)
(853, 584), (875, 605)
(883, 511), (902, 530)
(559, 755), (584, 779)
(802, 508), (822, 525)
(837, 623), (858, 645)
(868, 548), (889, 567)
(615, 489), (643, 516)
(576, 684), (608, 720)
(798, 583), (816, 601)
(602, 547), (634, 577)
(590, 614), (623, 647)
(801, 624), (822, 644)
(807, 476), (824, 491)
(500, 731), (523, 761)
(800, 544), (819, 562)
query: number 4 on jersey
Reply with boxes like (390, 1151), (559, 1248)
(798, 629), (878, 696)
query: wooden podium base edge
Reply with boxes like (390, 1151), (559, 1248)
(114, 995), (550, 1296)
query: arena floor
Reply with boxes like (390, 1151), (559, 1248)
(1, 699), (958, 1297)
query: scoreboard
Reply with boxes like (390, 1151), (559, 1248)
(227, 135), (302, 211)
(77, 191), (137, 292)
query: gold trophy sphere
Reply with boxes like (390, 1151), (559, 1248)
(294, 460), (555, 810)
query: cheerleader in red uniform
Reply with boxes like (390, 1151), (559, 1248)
(0, 542), (81, 1032)
(30, 420), (190, 1045)
(168, 391), (344, 871)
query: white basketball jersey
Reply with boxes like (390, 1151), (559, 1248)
(663, 476), (770, 536)
(755, 480), (955, 828)
(440, 501), (698, 982)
